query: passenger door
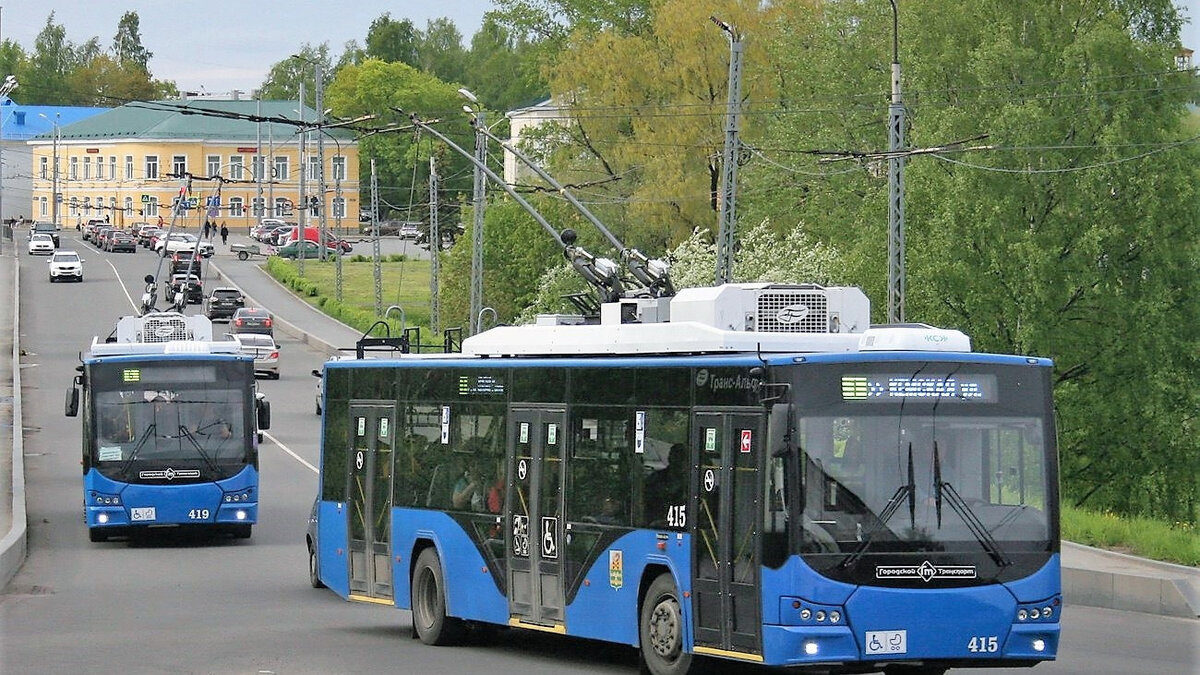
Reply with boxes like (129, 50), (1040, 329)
(346, 403), (396, 599)
(506, 407), (566, 628)
(692, 410), (764, 658)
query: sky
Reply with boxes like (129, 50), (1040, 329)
(1, 1), (1197, 97)
(1, 0), (498, 94)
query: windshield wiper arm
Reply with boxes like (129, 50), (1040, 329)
(840, 443), (916, 568)
(177, 425), (221, 475)
(937, 479), (1011, 567)
(118, 423), (157, 478)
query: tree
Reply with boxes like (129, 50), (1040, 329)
(462, 17), (548, 114)
(258, 43), (333, 106)
(112, 12), (152, 73)
(365, 13), (419, 66)
(24, 13), (74, 104)
(416, 18), (468, 84)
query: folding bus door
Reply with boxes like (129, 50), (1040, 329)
(692, 410), (764, 659)
(347, 403), (396, 600)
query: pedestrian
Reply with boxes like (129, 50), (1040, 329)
(220, 222), (229, 246)
(202, 221), (211, 239)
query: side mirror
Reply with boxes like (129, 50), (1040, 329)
(311, 369), (321, 378)
(257, 398), (271, 430)
(65, 386), (79, 417)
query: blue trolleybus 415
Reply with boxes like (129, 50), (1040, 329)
(308, 283), (1060, 675)
(67, 312), (272, 542)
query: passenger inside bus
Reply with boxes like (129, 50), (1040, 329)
(452, 457), (485, 511)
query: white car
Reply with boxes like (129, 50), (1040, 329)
(28, 233), (56, 255)
(154, 233), (214, 257)
(230, 333), (279, 379)
(48, 250), (84, 282)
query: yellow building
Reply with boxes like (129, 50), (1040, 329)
(28, 99), (360, 232)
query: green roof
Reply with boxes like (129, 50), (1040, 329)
(56, 99), (356, 144)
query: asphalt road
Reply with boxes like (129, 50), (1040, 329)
(1, 231), (1195, 675)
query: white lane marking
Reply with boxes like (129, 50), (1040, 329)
(262, 431), (317, 473)
(105, 259), (142, 313)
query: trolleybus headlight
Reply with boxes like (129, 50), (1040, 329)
(804, 641), (819, 656)
(97, 513), (109, 524)
(1029, 608), (1040, 620)
(1017, 609), (1028, 621)
(829, 610), (841, 623)
(800, 608), (812, 621)
(235, 510), (247, 521)
(815, 610), (826, 622)
(1032, 639), (1046, 652)
(1042, 606), (1053, 618)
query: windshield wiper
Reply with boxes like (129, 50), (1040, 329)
(118, 423), (157, 478)
(934, 441), (1011, 567)
(177, 426), (221, 475)
(840, 442), (916, 568)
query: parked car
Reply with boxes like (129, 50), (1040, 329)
(231, 333), (279, 379)
(204, 287), (245, 321)
(47, 250), (83, 282)
(28, 233), (55, 255)
(274, 239), (340, 259)
(164, 272), (203, 305)
(155, 232), (214, 257)
(106, 230), (137, 253)
(169, 250), (202, 276)
(399, 222), (421, 239)
(230, 307), (273, 337)
(93, 228), (113, 249)
(134, 224), (160, 247)
(29, 221), (60, 247)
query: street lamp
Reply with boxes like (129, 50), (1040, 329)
(0, 75), (18, 229)
(460, 88), (486, 335)
(38, 111), (61, 227)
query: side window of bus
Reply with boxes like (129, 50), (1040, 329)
(569, 410), (633, 527)
(638, 409), (689, 529)
(321, 400), (349, 501)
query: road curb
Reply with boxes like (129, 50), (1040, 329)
(0, 251), (26, 589)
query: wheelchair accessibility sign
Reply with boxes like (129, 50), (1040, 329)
(865, 630), (907, 655)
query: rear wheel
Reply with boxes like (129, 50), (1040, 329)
(237, 250), (249, 260)
(640, 573), (692, 675)
(411, 547), (464, 645)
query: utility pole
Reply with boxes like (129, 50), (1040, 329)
(428, 155), (440, 336)
(712, 16), (744, 286)
(255, 93), (263, 231)
(297, 81), (307, 276)
(371, 160), (382, 316)
(315, 61), (327, 261)
(887, 0), (907, 323)
(0, 75), (16, 229)
(334, 143), (343, 303)
(460, 89), (486, 335)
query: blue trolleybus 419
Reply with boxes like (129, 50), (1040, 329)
(308, 283), (1060, 675)
(67, 312), (272, 542)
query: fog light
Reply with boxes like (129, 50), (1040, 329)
(236, 510), (247, 521)
(804, 641), (819, 656)
(1032, 639), (1045, 652)
(97, 513), (109, 524)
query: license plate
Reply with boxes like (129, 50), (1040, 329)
(131, 507), (157, 522)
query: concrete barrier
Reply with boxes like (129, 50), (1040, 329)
(0, 254), (25, 588)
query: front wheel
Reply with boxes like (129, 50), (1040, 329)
(411, 547), (464, 646)
(308, 542), (325, 588)
(237, 250), (249, 261)
(640, 573), (692, 675)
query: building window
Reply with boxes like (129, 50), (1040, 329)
(207, 155), (221, 177)
(109, 197), (117, 215)
(110, 156), (117, 181)
(332, 155), (346, 181)
(70, 157), (79, 180)
(83, 156), (92, 180)
(39, 198), (48, 217)
(145, 155), (159, 180)
(251, 155), (264, 181)
(126, 155), (134, 180)
(40, 156), (48, 179)
(273, 156), (288, 181)
(82, 197), (91, 216)
(307, 155), (321, 182)
(124, 196), (133, 216)
(274, 197), (290, 217)
(145, 197), (159, 217)
(252, 197), (264, 217)
(172, 155), (187, 176)
(229, 197), (244, 217)
(333, 197), (346, 219)
(230, 155), (244, 180)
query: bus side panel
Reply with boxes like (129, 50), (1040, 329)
(565, 530), (692, 647)
(317, 500), (351, 599)
(83, 465), (259, 528)
(392, 508), (508, 625)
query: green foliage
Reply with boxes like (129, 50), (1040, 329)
(1062, 504), (1200, 566)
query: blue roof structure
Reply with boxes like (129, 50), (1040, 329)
(0, 97), (108, 141)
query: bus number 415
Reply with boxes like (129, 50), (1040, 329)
(666, 505), (686, 527)
(968, 636), (999, 653)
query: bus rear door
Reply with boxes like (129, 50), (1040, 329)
(692, 410), (764, 660)
(507, 407), (566, 629)
(347, 403), (396, 600)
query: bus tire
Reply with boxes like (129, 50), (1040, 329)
(308, 542), (325, 588)
(640, 573), (692, 675)
(88, 528), (108, 543)
(411, 547), (464, 646)
(232, 524), (252, 539)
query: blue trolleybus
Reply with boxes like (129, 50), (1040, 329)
(67, 312), (271, 542)
(308, 284), (1060, 674)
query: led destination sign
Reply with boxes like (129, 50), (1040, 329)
(841, 374), (997, 402)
